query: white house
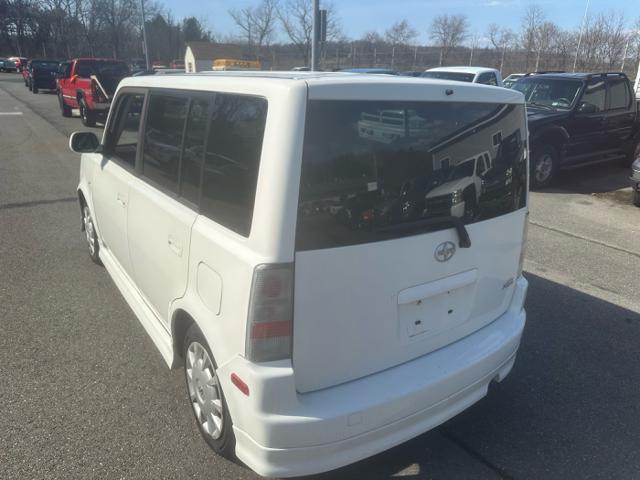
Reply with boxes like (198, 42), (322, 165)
(184, 42), (247, 73)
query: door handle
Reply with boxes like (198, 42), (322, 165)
(116, 192), (126, 207)
(167, 236), (183, 257)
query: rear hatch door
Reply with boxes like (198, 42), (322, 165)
(293, 91), (528, 393)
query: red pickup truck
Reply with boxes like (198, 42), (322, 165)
(57, 58), (130, 126)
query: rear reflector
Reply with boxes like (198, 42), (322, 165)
(245, 264), (294, 363)
(231, 373), (250, 396)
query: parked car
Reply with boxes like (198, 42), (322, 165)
(503, 73), (525, 88)
(69, 72), (529, 478)
(422, 66), (503, 87)
(57, 58), (130, 126)
(26, 59), (60, 93)
(0, 58), (18, 72)
(170, 59), (185, 69)
(513, 72), (640, 188)
(340, 67), (398, 75)
(632, 156), (640, 207)
(8, 56), (28, 71)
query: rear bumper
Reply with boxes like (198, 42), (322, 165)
(218, 276), (528, 478)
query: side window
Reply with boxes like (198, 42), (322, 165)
(142, 94), (189, 193)
(200, 94), (268, 236)
(608, 79), (630, 110)
(106, 93), (145, 167)
(180, 97), (210, 205)
(580, 80), (606, 112)
(478, 73), (498, 86)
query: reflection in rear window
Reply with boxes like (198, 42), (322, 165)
(296, 100), (527, 251)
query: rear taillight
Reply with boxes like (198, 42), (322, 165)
(246, 264), (293, 362)
(517, 214), (529, 277)
(91, 80), (106, 102)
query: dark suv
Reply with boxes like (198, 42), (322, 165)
(513, 72), (640, 188)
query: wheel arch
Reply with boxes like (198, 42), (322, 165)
(77, 188), (88, 231)
(171, 308), (197, 368)
(531, 127), (568, 159)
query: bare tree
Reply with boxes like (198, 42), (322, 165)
(534, 21), (559, 71)
(488, 23), (515, 72)
(230, 0), (277, 60)
(278, 0), (340, 66)
(521, 4), (544, 71)
(600, 11), (626, 69)
(429, 14), (468, 66)
(385, 19), (417, 46)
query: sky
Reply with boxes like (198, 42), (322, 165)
(162, 0), (639, 45)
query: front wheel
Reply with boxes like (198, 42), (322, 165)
(82, 205), (101, 264)
(634, 190), (640, 207)
(32, 85), (38, 94)
(58, 92), (72, 117)
(79, 98), (96, 127)
(183, 324), (235, 459)
(530, 145), (559, 189)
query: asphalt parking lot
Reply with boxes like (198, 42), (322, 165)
(1, 71), (639, 480)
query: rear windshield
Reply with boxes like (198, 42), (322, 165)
(296, 100), (527, 251)
(75, 61), (129, 77)
(32, 61), (59, 70)
(421, 71), (475, 82)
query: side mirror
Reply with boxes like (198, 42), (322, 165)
(69, 131), (99, 153)
(577, 102), (597, 114)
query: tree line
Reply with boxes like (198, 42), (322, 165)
(1, 0), (639, 76)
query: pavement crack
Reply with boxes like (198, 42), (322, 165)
(0, 197), (76, 210)
(439, 428), (514, 480)
(529, 220), (640, 260)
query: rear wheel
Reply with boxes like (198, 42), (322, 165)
(58, 92), (72, 117)
(82, 205), (101, 264)
(32, 84), (38, 94)
(634, 190), (640, 207)
(79, 98), (96, 127)
(530, 145), (559, 189)
(183, 324), (235, 459)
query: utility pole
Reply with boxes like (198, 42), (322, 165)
(140, 0), (151, 70)
(311, 0), (319, 71)
(573, 0), (590, 72)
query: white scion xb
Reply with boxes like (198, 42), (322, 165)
(71, 72), (529, 478)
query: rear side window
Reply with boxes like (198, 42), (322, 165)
(180, 98), (209, 205)
(477, 72), (498, 86)
(142, 94), (189, 192)
(608, 79), (630, 110)
(296, 100), (527, 251)
(200, 94), (267, 236)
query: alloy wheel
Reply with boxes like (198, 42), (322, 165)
(534, 153), (553, 184)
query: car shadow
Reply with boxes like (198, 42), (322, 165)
(284, 273), (640, 480)
(540, 162), (632, 195)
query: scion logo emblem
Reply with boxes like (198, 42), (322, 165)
(434, 241), (456, 262)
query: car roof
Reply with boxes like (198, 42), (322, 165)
(425, 66), (499, 74)
(339, 68), (396, 74)
(120, 71), (524, 104)
(523, 72), (624, 80)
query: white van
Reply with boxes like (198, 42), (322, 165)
(71, 72), (529, 478)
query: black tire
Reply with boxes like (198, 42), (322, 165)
(58, 92), (72, 117)
(27, 81), (32, 91)
(82, 204), (101, 265)
(183, 323), (236, 459)
(530, 144), (559, 189)
(79, 98), (96, 127)
(634, 190), (640, 208)
(32, 85), (38, 94)
(624, 142), (640, 168)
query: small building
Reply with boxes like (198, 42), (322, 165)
(184, 42), (249, 73)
